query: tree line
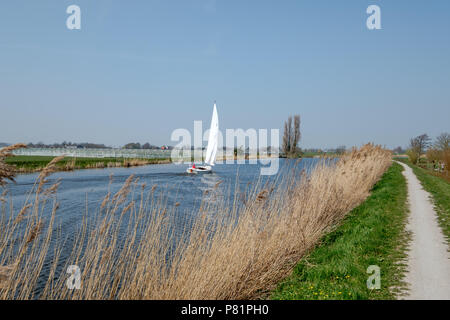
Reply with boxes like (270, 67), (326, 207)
(27, 142), (109, 149)
(406, 132), (450, 172)
(22, 141), (166, 150)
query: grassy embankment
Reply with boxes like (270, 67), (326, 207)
(6, 155), (171, 173)
(397, 158), (450, 246)
(271, 163), (410, 300)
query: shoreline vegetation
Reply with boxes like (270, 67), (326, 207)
(5, 155), (172, 173)
(0, 144), (390, 299)
(271, 163), (409, 300)
(6, 153), (336, 174)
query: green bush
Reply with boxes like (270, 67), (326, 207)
(406, 149), (419, 164)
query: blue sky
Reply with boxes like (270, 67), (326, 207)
(1, 0), (449, 149)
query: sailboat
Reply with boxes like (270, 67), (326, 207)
(186, 103), (219, 174)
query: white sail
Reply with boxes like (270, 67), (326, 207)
(204, 103), (219, 166)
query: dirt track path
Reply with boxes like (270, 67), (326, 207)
(397, 162), (450, 300)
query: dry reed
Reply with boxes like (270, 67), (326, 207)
(0, 144), (27, 186)
(0, 144), (391, 299)
(0, 147), (63, 299)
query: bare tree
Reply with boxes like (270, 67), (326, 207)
(142, 142), (152, 149)
(287, 116), (292, 153)
(282, 115), (301, 157)
(434, 132), (450, 151)
(291, 115), (301, 154)
(282, 121), (290, 155)
(409, 134), (431, 158)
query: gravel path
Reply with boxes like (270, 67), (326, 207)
(397, 161), (450, 300)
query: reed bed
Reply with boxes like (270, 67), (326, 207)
(1, 146), (61, 298)
(0, 144), (391, 300)
(7, 156), (171, 173)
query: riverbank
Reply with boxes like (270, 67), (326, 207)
(0, 145), (391, 300)
(271, 163), (410, 300)
(0, 144), (391, 299)
(6, 154), (328, 174)
(5, 155), (172, 173)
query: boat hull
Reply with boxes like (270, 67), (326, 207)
(186, 165), (212, 174)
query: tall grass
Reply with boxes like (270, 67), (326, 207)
(1, 146), (62, 298)
(0, 144), (391, 299)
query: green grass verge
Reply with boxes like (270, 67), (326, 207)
(271, 163), (409, 300)
(397, 158), (450, 246)
(6, 155), (170, 171)
(301, 152), (337, 158)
